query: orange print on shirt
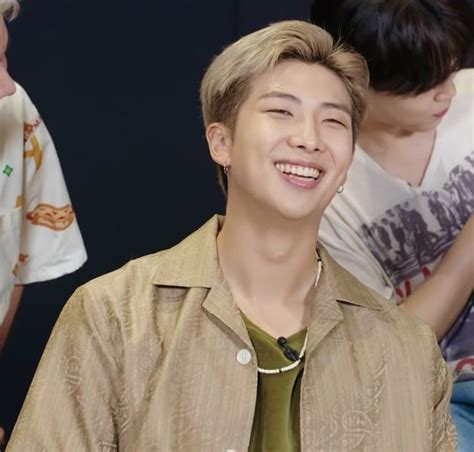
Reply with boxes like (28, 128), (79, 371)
(26, 204), (75, 231)
(24, 135), (42, 170)
(24, 118), (41, 144)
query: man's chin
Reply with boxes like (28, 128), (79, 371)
(276, 204), (323, 224)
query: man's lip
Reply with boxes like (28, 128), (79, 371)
(434, 107), (449, 118)
(274, 159), (325, 172)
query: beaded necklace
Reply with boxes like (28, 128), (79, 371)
(257, 253), (322, 375)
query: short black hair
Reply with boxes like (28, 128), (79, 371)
(310, 0), (473, 94)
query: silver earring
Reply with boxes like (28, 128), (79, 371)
(336, 185), (344, 194)
(223, 165), (230, 175)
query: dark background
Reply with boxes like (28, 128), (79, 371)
(0, 0), (312, 441)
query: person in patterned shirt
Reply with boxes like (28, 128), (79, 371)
(0, 1), (87, 443)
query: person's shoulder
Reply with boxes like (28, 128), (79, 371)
(324, 248), (435, 342)
(370, 290), (439, 355)
(454, 68), (474, 94)
(1, 82), (32, 107)
(59, 249), (174, 331)
(72, 216), (219, 308)
(362, 278), (435, 343)
(437, 69), (473, 140)
(447, 69), (474, 118)
(78, 248), (171, 302)
(0, 82), (40, 124)
(320, 245), (394, 309)
(12, 82), (28, 97)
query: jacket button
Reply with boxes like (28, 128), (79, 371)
(236, 349), (252, 365)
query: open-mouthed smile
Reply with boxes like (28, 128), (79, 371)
(275, 161), (323, 189)
(275, 162), (320, 180)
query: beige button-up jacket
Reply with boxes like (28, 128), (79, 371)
(8, 216), (455, 451)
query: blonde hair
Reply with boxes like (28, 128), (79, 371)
(200, 20), (369, 194)
(0, 1), (20, 20)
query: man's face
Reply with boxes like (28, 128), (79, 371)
(367, 73), (457, 133)
(0, 16), (16, 99)
(213, 59), (354, 222)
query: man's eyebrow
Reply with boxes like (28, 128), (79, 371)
(257, 91), (301, 103)
(257, 92), (352, 116)
(321, 102), (352, 116)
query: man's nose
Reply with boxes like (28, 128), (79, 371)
(288, 121), (322, 152)
(434, 77), (456, 103)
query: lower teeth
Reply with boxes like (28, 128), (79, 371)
(285, 172), (313, 179)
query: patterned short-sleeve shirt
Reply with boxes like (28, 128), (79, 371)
(0, 83), (87, 323)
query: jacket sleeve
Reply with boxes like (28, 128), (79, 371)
(430, 333), (457, 451)
(7, 286), (121, 451)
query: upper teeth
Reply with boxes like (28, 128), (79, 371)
(275, 163), (320, 179)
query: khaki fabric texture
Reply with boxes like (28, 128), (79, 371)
(8, 216), (456, 451)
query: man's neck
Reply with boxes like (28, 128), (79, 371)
(358, 121), (436, 187)
(217, 203), (320, 337)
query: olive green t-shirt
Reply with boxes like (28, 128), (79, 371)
(242, 314), (306, 452)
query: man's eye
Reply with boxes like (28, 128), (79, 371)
(268, 109), (292, 116)
(324, 118), (346, 127)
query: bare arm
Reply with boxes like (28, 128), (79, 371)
(0, 285), (24, 353)
(401, 214), (474, 340)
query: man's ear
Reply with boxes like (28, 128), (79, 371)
(206, 122), (232, 167)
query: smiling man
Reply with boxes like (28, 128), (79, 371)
(8, 21), (455, 451)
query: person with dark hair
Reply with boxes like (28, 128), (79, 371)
(7, 20), (455, 451)
(311, 0), (474, 448)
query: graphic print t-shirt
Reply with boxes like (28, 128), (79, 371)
(320, 69), (474, 383)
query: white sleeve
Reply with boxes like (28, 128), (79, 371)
(15, 87), (87, 284)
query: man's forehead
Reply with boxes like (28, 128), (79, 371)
(257, 90), (352, 116)
(248, 61), (352, 111)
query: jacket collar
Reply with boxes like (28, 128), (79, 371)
(152, 215), (223, 289)
(152, 215), (385, 312)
